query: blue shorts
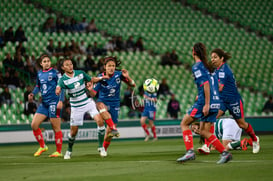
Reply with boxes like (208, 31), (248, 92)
(220, 98), (244, 119)
(188, 103), (218, 122)
(141, 109), (156, 121)
(103, 102), (120, 124)
(36, 102), (59, 118)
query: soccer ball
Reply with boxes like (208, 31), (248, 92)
(143, 78), (160, 93)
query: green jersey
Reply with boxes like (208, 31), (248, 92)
(58, 70), (91, 108)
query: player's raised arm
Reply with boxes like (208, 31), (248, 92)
(121, 69), (136, 87)
(91, 74), (110, 83)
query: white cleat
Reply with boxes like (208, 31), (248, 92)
(197, 144), (210, 155)
(252, 136), (260, 154)
(98, 147), (107, 157)
(144, 135), (151, 142)
(64, 151), (72, 160)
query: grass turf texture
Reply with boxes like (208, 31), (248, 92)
(0, 135), (272, 181)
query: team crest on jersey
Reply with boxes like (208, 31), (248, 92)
(219, 72), (225, 78)
(74, 82), (80, 89)
(48, 76), (53, 81)
(116, 78), (121, 84)
(194, 70), (202, 78)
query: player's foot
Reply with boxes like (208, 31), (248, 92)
(107, 129), (120, 138)
(252, 136), (260, 154)
(217, 151), (232, 164)
(64, 151), (72, 160)
(197, 144), (210, 155)
(98, 147), (107, 157)
(144, 135), (151, 142)
(49, 151), (63, 157)
(34, 145), (48, 157)
(240, 138), (249, 151)
(152, 137), (158, 142)
(176, 149), (195, 163)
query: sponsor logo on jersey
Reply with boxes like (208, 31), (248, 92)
(219, 72), (225, 78)
(194, 70), (202, 78)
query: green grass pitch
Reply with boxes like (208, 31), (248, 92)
(0, 135), (272, 181)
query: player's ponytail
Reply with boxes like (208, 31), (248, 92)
(193, 42), (213, 72)
(211, 48), (232, 62)
(57, 57), (65, 75)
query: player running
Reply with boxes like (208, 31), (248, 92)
(29, 54), (64, 157)
(211, 48), (260, 154)
(140, 86), (158, 142)
(176, 43), (232, 164)
(191, 118), (253, 154)
(88, 56), (135, 155)
(55, 57), (117, 159)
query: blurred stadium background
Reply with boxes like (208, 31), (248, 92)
(0, 0), (273, 125)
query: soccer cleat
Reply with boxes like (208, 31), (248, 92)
(152, 137), (158, 142)
(49, 151), (63, 157)
(217, 151), (232, 164)
(98, 147), (107, 157)
(144, 135), (151, 142)
(240, 138), (249, 151)
(107, 129), (120, 138)
(176, 150), (196, 163)
(64, 151), (72, 160)
(252, 136), (260, 154)
(197, 144), (210, 155)
(34, 146), (48, 157)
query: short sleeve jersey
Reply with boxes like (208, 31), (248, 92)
(93, 71), (125, 105)
(192, 61), (220, 108)
(35, 68), (59, 105)
(143, 91), (157, 111)
(58, 70), (91, 108)
(215, 63), (241, 102)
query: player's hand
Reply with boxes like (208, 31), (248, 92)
(101, 75), (110, 80)
(121, 69), (129, 77)
(55, 87), (61, 96)
(86, 81), (94, 91)
(28, 93), (34, 102)
(57, 101), (63, 109)
(202, 104), (209, 116)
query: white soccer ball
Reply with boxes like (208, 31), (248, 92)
(143, 78), (160, 93)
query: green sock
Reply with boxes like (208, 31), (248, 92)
(228, 141), (241, 150)
(68, 135), (75, 152)
(98, 126), (106, 148)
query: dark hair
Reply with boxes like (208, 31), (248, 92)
(103, 56), (121, 68)
(36, 53), (50, 68)
(57, 57), (71, 75)
(193, 42), (213, 73)
(211, 48), (232, 62)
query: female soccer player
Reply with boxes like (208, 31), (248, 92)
(210, 48), (260, 154)
(191, 118), (253, 153)
(88, 56), (135, 154)
(140, 86), (158, 142)
(29, 54), (64, 157)
(176, 43), (232, 164)
(56, 57), (114, 159)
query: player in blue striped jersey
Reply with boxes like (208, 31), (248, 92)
(211, 48), (260, 154)
(88, 56), (135, 153)
(176, 43), (232, 164)
(140, 90), (158, 142)
(29, 54), (65, 157)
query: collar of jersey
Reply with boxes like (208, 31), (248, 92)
(42, 67), (53, 72)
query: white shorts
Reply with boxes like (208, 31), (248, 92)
(221, 118), (242, 141)
(70, 99), (99, 126)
